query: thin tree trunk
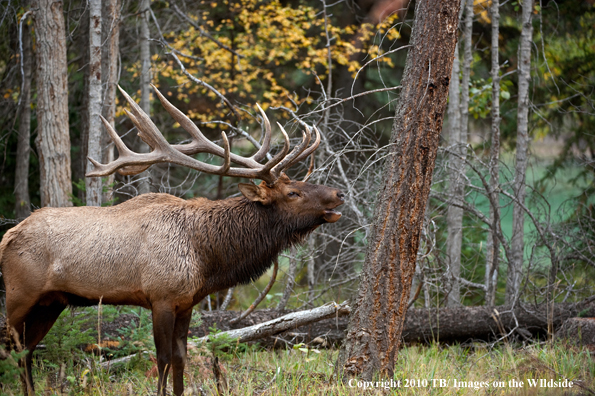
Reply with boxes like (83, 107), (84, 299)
(485, 0), (501, 307)
(307, 239), (316, 307)
(277, 248), (298, 310)
(15, 7), (33, 219)
(447, 43), (461, 147)
(101, 0), (120, 204)
(508, 0), (533, 305)
(337, 0), (461, 380)
(137, 0), (151, 195)
(32, 0), (72, 208)
(446, 0), (472, 307)
(86, 0), (103, 207)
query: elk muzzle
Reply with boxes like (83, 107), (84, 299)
(323, 191), (345, 223)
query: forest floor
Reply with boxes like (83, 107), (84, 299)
(1, 334), (594, 395)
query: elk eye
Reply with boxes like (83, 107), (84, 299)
(287, 191), (299, 198)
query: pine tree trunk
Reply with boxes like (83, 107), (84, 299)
(86, 0), (103, 206)
(101, 0), (120, 203)
(446, 0), (472, 307)
(15, 6), (33, 219)
(137, 0), (151, 195)
(486, 0), (501, 307)
(32, 0), (72, 208)
(337, 0), (461, 380)
(508, 0), (533, 305)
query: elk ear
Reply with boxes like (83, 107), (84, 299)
(238, 183), (271, 205)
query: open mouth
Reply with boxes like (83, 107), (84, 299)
(323, 209), (342, 223)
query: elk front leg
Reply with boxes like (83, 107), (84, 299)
(171, 308), (192, 396)
(152, 304), (175, 396)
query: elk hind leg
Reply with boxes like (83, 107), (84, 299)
(171, 308), (192, 396)
(152, 304), (175, 396)
(13, 300), (66, 395)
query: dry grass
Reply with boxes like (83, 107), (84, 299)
(3, 339), (591, 395)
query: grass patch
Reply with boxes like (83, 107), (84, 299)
(1, 339), (592, 395)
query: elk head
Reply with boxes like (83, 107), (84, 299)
(238, 175), (344, 224)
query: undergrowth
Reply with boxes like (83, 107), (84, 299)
(1, 318), (593, 396)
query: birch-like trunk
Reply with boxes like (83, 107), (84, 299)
(101, 0), (120, 203)
(446, 0), (472, 307)
(485, 0), (501, 307)
(33, 0), (72, 208)
(86, 0), (103, 207)
(137, 0), (151, 195)
(15, 7), (33, 219)
(337, 0), (461, 379)
(277, 248), (298, 310)
(508, 0), (533, 305)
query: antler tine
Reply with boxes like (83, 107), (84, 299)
(151, 84), (266, 169)
(118, 86), (168, 150)
(286, 126), (321, 169)
(151, 84), (218, 154)
(251, 104), (272, 162)
(301, 152), (315, 182)
(219, 131), (231, 174)
(270, 124), (312, 178)
(86, 115), (151, 177)
(99, 115), (134, 159)
(258, 124), (290, 179)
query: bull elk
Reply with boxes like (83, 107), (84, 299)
(0, 85), (344, 396)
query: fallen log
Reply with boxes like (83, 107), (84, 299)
(190, 301), (351, 345)
(193, 299), (595, 346)
(3, 299), (593, 355)
(401, 299), (595, 343)
(98, 351), (149, 370)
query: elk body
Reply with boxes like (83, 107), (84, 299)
(0, 86), (344, 396)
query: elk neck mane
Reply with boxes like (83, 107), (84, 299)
(187, 195), (318, 291)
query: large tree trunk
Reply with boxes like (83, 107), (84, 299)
(337, 0), (461, 380)
(101, 0), (120, 204)
(32, 0), (72, 208)
(485, 0), (501, 307)
(508, 0), (533, 305)
(446, 0), (472, 307)
(137, 0), (152, 195)
(86, 0), (103, 207)
(14, 6), (33, 219)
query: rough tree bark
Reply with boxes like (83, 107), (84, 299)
(32, 0), (72, 208)
(86, 0), (103, 206)
(137, 0), (152, 194)
(101, 0), (120, 203)
(446, 0), (472, 307)
(14, 6), (33, 219)
(485, 0), (501, 307)
(508, 0), (533, 305)
(337, 0), (461, 380)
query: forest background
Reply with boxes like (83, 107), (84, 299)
(0, 0), (594, 393)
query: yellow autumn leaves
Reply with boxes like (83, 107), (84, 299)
(129, 0), (400, 124)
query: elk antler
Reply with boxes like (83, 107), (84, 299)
(86, 85), (320, 185)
